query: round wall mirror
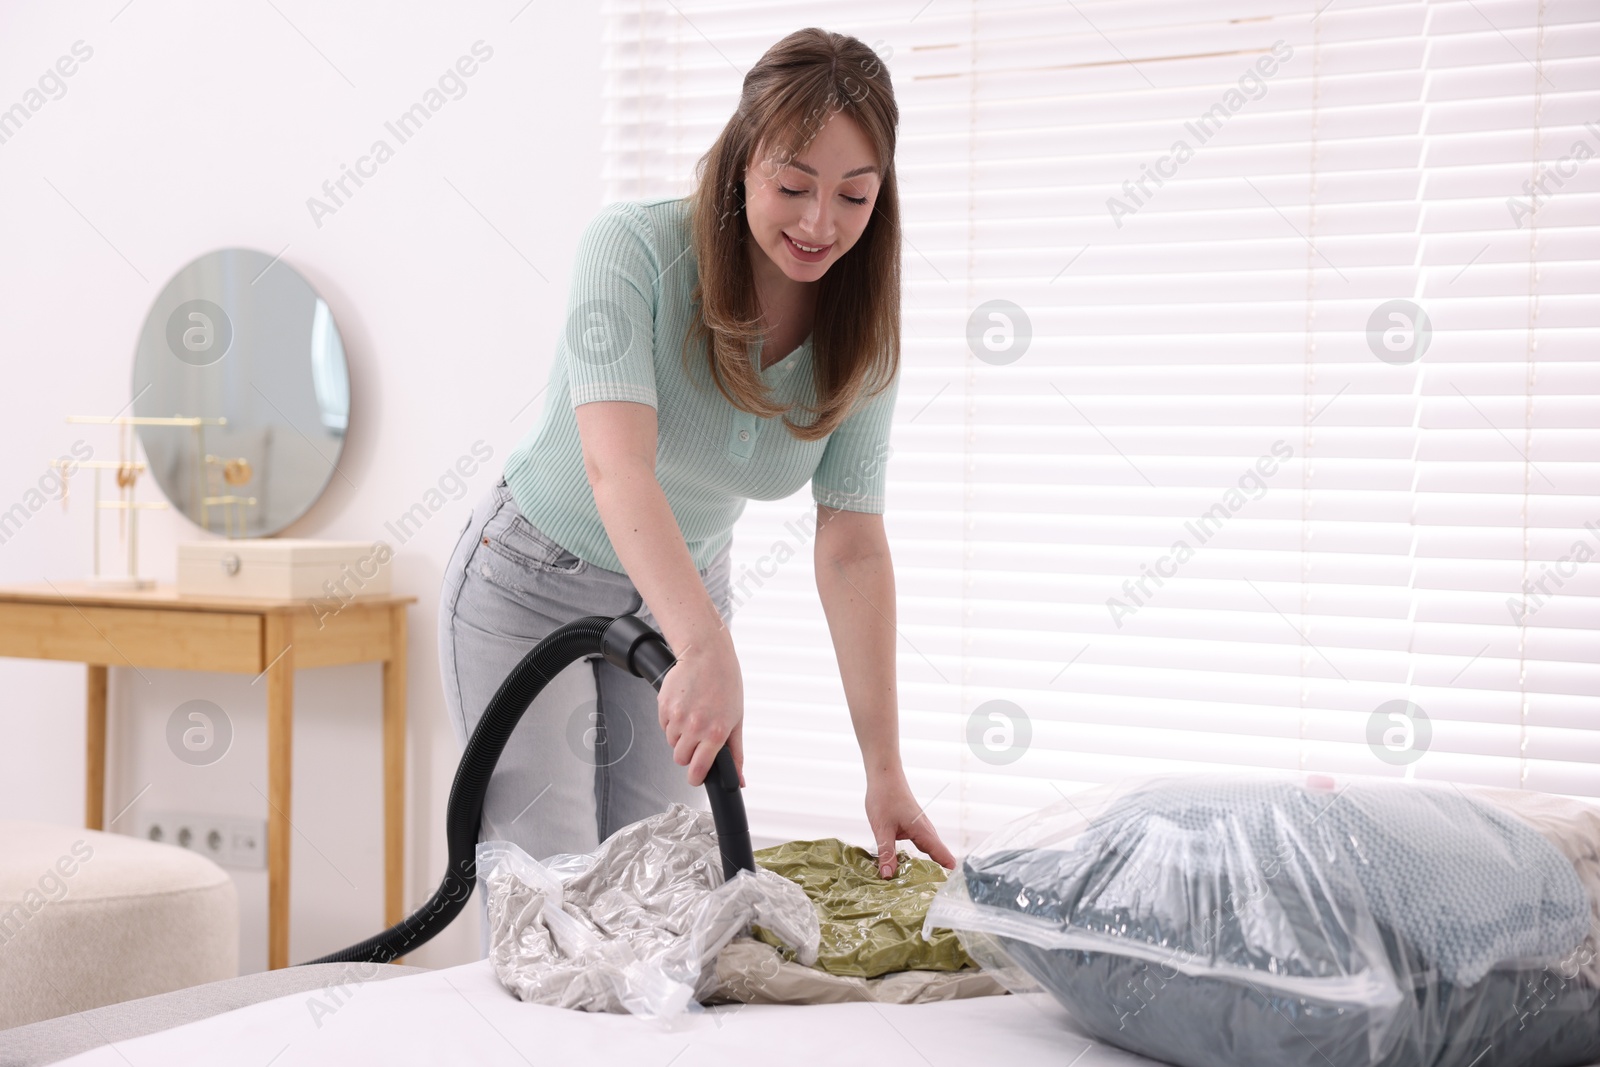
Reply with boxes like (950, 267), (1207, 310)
(132, 249), (350, 538)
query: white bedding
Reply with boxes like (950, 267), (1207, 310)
(51, 959), (1161, 1067)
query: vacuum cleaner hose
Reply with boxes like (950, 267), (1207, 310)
(303, 613), (755, 966)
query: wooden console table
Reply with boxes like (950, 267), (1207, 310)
(0, 581), (415, 970)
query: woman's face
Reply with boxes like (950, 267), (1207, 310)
(743, 111), (882, 284)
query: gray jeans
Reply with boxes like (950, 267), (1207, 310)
(438, 475), (731, 874)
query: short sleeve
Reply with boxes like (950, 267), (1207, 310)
(811, 368), (900, 513)
(562, 201), (659, 409)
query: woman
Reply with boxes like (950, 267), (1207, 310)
(438, 28), (953, 919)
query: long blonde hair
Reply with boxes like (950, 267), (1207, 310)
(683, 27), (901, 441)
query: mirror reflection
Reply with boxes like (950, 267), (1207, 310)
(132, 248), (350, 537)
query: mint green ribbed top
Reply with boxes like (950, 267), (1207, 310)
(503, 196), (899, 574)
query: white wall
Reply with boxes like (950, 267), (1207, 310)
(0, 0), (604, 972)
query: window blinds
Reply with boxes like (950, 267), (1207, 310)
(599, 0), (1600, 852)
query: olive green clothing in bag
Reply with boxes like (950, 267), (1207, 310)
(749, 838), (975, 978)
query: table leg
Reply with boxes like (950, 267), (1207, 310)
(86, 664), (107, 830)
(383, 604), (407, 940)
(265, 614), (295, 970)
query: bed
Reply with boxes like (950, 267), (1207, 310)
(8, 774), (1598, 1067)
(1, 958), (1149, 1067)
(4, 954), (1600, 1067)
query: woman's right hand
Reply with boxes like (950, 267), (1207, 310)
(573, 402), (746, 789)
(657, 627), (745, 789)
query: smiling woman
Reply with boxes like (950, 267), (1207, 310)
(439, 30), (943, 958)
(685, 33), (901, 440)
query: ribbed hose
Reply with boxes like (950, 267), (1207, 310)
(303, 617), (607, 965)
(303, 614), (754, 965)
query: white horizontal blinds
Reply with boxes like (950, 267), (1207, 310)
(1413, 0), (1600, 796)
(601, 5), (697, 199)
(936, 3), (1423, 822)
(599, 0), (1600, 851)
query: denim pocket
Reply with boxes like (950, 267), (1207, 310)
(480, 499), (587, 576)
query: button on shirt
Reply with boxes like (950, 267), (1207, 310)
(503, 196), (899, 574)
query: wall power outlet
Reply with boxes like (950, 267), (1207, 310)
(139, 812), (267, 870)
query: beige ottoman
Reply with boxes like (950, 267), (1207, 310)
(0, 821), (238, 1030)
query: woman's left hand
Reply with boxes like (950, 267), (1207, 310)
(865, 772), (956, 879)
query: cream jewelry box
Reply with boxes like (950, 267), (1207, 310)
(176, 539), (392, 601)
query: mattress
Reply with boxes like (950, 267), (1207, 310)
(32, 956), (1596, 1067)
(36, 958), (1136, 1067)
(9, 922), (1600, 1066)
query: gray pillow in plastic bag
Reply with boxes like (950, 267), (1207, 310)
(926, 773), (1600, 1067)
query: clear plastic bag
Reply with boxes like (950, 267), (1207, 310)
(924, 771), (1600, 1067)
(478, 802), (819, 1018)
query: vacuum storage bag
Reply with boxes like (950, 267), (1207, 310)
(480, 802), (819, 1018)
(748, 836), (978, 977)
(701, 836), (1009, 1006)
(924, 772), (1600, 1067)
